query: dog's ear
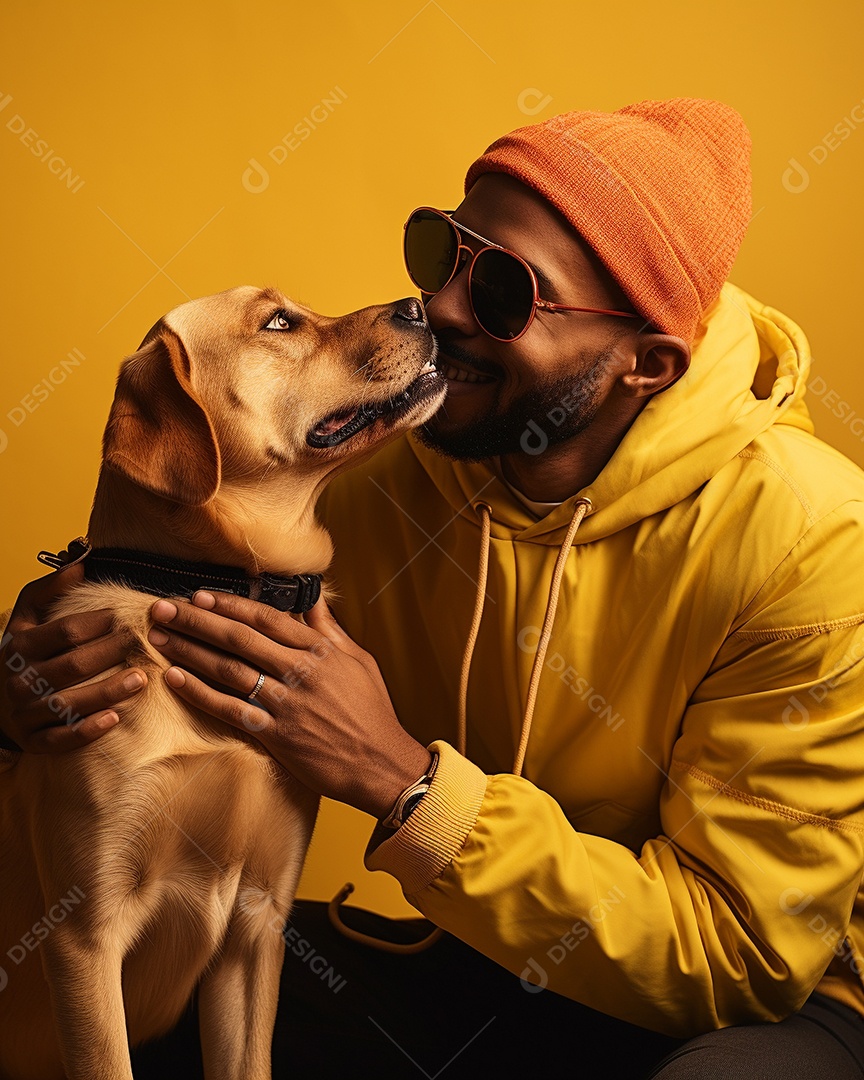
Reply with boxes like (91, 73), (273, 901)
(103, 327), (221, 505)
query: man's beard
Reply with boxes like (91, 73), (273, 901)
(416, 345), (614, 463)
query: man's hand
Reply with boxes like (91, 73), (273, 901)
(0, 564), (147, 752)
(147, 590), (432, 820)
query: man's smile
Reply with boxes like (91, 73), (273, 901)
(439, 351), (496, 391)
(434, 337), (500, 396)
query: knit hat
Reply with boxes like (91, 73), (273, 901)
(464, 98), (751, 342)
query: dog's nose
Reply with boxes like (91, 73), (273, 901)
(392, 297), (427, 326)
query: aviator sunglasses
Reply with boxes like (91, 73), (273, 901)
(403, 206), (641, 343)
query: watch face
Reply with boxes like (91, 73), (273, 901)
(402, 790), (427, 822)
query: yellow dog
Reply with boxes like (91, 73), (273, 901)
(0, 286), (444, 1080)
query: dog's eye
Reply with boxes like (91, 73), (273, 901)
(263, 311), (293, 331)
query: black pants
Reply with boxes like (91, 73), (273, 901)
(132, 900), (864, 1079)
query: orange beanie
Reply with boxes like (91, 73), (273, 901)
(464, 98), (752, 343)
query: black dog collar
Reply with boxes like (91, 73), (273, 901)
(37, 538), (322, 614)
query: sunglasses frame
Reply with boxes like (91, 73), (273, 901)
(404, 206), (641, 343)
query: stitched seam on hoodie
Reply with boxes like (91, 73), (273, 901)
(672, 760), (864, 835)
(737, 449), (817, 524)
(734, 613), (864, 641)
(730, 501), (864, 637)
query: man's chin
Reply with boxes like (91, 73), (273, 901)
(415, 362), (608, 463)
(416, 418), (513, 463)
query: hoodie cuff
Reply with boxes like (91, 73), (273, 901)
(365, 740), (488, 896)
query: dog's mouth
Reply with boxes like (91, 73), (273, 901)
(306, 361), (445, 449)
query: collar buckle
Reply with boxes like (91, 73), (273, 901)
(293, 573), (322, 613)
(259, 572), (321, 613)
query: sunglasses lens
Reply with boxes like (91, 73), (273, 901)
(470, 248), (535, 340)
(404, 210), (459, 294)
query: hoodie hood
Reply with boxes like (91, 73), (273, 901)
(407, 283), (814, 544)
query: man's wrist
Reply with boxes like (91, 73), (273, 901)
(365, 742), (432, 816)
(379, 750), (439, 830)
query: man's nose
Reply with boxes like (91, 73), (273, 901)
(423, 259), (478, 339)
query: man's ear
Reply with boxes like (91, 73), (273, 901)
(618, 334), (691, 398)
(102, 327), (221, 505)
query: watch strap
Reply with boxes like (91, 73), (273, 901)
(381, 751), (439, 830)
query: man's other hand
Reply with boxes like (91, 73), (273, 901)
(0, 564), (146, 752)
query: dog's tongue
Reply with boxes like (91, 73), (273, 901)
(314, 406), (360, 436)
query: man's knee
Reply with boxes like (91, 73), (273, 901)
(647, 1005), (864, 1080)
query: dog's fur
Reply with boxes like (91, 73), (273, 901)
(0, 286), (444, 1080)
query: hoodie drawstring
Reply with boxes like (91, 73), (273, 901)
(512, 496), (591, 776)
(461, 496), (591, 775)
(457, 501), (493, 759)
(329, 494), (592, 953)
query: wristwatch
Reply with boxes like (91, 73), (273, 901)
(380, 752), (439, 830)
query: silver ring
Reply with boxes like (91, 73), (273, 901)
(247, 671), (266, 701)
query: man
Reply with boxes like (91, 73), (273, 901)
(3, 99), (864, 1077)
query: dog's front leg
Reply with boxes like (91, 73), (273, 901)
(198, 913), (286, 1080)
(41, 930), (134, 1080)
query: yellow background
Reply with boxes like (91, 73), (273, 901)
(2, 0), (863, 919)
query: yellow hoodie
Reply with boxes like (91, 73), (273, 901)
(318, 283), (864, 1037)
